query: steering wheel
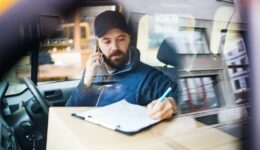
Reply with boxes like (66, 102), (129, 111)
(0, 80), (9, 102)
(23, 77), (49, 116)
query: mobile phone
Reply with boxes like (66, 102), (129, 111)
(96, 40), (101, 53)
(96, 40), (103, 64)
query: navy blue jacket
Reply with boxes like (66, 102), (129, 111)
(66, 47), (179, 106)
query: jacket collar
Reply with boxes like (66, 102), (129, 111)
(112, 46), (140, 75)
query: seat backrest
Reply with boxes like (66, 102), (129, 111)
(156, 37), (180, 81)
(157, 37), (180, 68)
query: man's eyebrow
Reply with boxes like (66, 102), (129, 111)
(102, 37), (110, 41)
(117, 34), (127, 38)
(102, 34), (128, 40)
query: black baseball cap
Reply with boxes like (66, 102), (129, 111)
(94, 11), (130, 37)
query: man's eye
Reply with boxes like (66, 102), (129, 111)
(118, 38), (125, 41)
(103, 40), (110, 44)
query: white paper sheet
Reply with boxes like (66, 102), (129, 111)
(75, 100), (160, 133)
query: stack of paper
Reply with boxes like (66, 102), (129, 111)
(74, 100), (160, 134)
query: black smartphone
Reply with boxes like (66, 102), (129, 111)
(96, 40), (103, 64)
(96, 40), (101, 53)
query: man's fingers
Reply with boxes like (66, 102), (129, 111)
(90, 55), (103, 63)
(150, 108), (172, 120)
(148, 98), (178, 120)
(161, 102), (175, 119)
(147, 100), (157, 110)
(88, 52), (103, 62)
(163, 97), (177, 114)
(147, 100), (158, 117)
(92, 52), (103, 58)
(87, 55), (104, 68)
(153, 102), (173, 120)
(153, 98), (172, 112)
(169, 98), (178, 114)
(84, 51), (103, 87)
(160, 110), (173, 120)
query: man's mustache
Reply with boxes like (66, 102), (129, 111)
(109, 50), (125, 58)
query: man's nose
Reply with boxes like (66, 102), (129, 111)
(111, 41), (119, 51)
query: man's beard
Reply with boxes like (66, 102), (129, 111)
(103, 49), (129, 69)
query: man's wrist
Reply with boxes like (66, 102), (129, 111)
(83, 75), (93, 87)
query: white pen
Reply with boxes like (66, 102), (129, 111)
(153, 87), (172, 109)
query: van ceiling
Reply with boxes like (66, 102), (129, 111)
(116, 0), (234, 20)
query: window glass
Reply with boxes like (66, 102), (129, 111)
(179, 76), (219, 113)
(38, 6), (116, 83)
(211, 6), (250, 105)
(137, 13), (223, 113)
(240, 58), (246, 71)
(3, 55), (31, 95)
(245, 77), (249, 88)
(231, 62), (237, 73)
(222, 30), (250, 104)
(136, 4), (250, 114)
(137, 14), (210, 67)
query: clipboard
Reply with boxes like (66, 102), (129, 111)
(72, 100), (160, 135)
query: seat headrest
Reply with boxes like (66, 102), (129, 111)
(157, 37), (179, 68)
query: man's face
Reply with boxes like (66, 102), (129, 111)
(98, 28), (131, 69)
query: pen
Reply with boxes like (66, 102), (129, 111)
(71, 113), (85, 120)
(153, 87), (172, 109)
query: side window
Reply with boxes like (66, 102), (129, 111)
(137, 14), (221, 114)
(3, 55), (31, 95)
(179, 76), (219, 113)
(137, 14), (210, 66)
(136, 5), (249, 114)
(210, 6), (250, 105)
(38, 5), (117, 83)
(222, 30), (250, 104)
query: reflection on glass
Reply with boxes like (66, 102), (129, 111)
(179, 77), (219, 113)
(137, 14), (210, 67)
(38, 6), (116, 82)
(3, 55), (31, 95)
(222, 30), (250, 104)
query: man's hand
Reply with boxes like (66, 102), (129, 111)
(84, 51), (104, 87)
(147, 97), (178, 120)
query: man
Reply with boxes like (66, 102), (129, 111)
(66, 11), (179, 120)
